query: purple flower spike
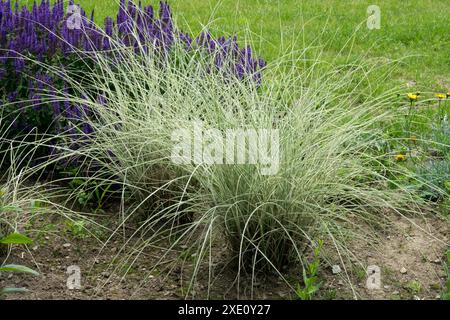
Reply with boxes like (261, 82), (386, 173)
(0, 0), (265, 157)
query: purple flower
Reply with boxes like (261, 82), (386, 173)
(0, 0), (265, 153)
(7, 90), (18, 102)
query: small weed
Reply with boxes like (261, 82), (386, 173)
(321, 289), (337, 300)
(68, 176), (114, 211)
(355, 266), (367, 281)
(65, 219), (90, 239)
(406, 280), (422, 295)
(295, 240), (323, 300)
(0, 232), (39, 298)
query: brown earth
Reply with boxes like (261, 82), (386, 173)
(1, 211), (448, 300)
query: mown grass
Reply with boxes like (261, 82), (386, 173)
(20, 0), (450, 90)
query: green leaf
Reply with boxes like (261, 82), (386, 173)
(0, 264), (39, 276)
(445, 181), (450, 191)
(307, 287), (318, 295)
(0, 232), (33, 245)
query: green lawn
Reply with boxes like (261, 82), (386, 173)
(21, 0), (449, 91)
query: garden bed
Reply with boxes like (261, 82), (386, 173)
(1, 0), (449, 301)
(1, 211), (447, 300)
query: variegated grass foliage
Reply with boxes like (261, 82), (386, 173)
(7, 10), (435, 298)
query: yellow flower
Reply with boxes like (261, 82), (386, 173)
(436, 93), (446, 100)
(394, 154), (406, 162)
(407, 93), (418, 101)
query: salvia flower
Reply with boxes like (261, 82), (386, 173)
(0, 0), (265, 161)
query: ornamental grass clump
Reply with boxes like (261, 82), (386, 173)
(44, 22), (426, 297)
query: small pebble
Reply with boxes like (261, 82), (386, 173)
(332, 265), (342, 274)
(400, 267), (407, 274)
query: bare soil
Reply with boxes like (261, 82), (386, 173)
(1, 211), (448, 300)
